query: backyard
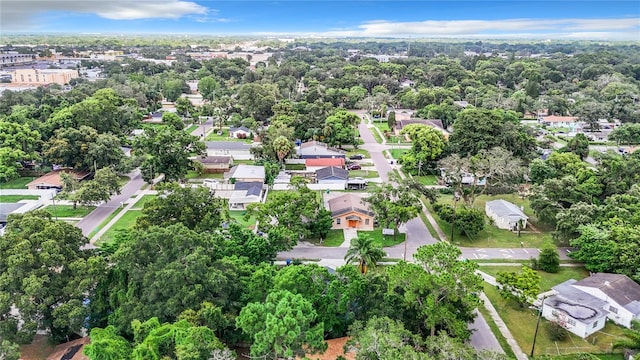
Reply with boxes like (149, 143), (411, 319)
(426, 193), (555, 248)
(185, 171), (224, 180)
(227, 210), (258, 230)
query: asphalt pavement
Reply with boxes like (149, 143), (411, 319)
(75, 170), (146, 237)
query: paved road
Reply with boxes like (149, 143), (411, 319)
(75, 170), (146, 237)
(469, 309), (504, 353)
(191, 117), (213, 138)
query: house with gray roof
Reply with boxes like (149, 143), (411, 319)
(571, 273), (640, 329)
(542, 279), (609, 338)
(485, 199), (528, 231)
(297, 141), (346, 159)
(229, 181), (264, 210)
(316, 166), (348, 188)
(229, 126), (252, 139)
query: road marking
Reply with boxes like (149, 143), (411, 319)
(474, 253), (478, 259)
(478, 254), (489, 259)
(523, 249), (529, 254)
(500, 249), (510, 253)
(502, 254), (513, 259)
(477, 249), (487, 252)
(509, 249), (515, 254)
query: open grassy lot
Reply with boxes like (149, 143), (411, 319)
(98, 210), (143, 244)
(478, 265), (589, 292)
(308, 229), (345, 247)
(185, 171), (224, 180)
(361, 228), (405, 247)
(227, 210), (258, 230)
(43, 205), (95, 218)
(389, 148), (409, 159)
(0, 177), (34, 189)
(483, 284), (626, 357)
(348, 170), (379, 178)
(427, 193), (555, 248)
(205, 128), (252, 143)
(0, 194), (40, 202)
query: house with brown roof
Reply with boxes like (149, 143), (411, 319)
(538, 115), (579, 128)
(327, 193), (374, 231)
(46, 337), (89, 360)
(26, 170), (91, 191)
(193, 155), (233, 173)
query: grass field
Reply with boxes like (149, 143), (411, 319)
(361, 228), (406, 247)
(131, 195), (157, 210)
(88, 207), (125, 238)
(184, 124), (198, 133)
(0, 177), (34, 189)
(478, 265), (589, 292)
(374, 122), (391, 132)
(348, 170), (379, 178)
(308, 229), (345, 247)
(370, 128), (384, 143)
(427, 193), (555, 248)
(205, 129), (252, 142)
(227, 210), (258, 230)
(413, 175), (438, 185)
(345, 148), (371, 158)
(483, 284), (626, 357)
(389, 148), (408, 159)
(98, 210), (143, 244)
(43, 205), (95, 218)
(0, 194), (39, 202)
(185, 171), (224, 180)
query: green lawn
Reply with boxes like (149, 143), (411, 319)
(131, 195), (157, 210)
(361, 228), (405, 247)
(374, 122), (391, 132)
(413, 175), (438, 185)
(184, 124), (198, 133)
(348, 170), (379, 178)
(285, 164), (306, 170)
(0, 177), (34, 189)
(205, 128), (252, 142)
(43, 205), (95, 218)
(483, 284), (626, 357)
(370, 127), (384, 144)
(88, 207), (125, 238)
(227, 210), (258, 230)
(478, 265), (589, 292)
(389, 148), (408, 159)
(98, 210), (143, 244)
(427, 193), (555, 248)
(186, 171), (224, 180)
(0, 195), (39, 202)
(308, 229), (345, 247)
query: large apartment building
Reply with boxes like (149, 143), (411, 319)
(11, 68), (79, 85)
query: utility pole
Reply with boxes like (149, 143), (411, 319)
(531, 296), (548, 357)
(51, 193), (58, 221)
(450, 192), (460, 242)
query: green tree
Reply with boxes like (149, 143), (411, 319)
(563, 133), (590, 160)
(134, 125), (205, 181)
(323, 110), (360, 148)
(237, 83), (276, 121)
(76, 167), (121, 206)
(161, 112), (185, 130)
(365, 182), (420, 242)
(0, 339), (20, 360)
(537, 243), (560, 273)
(346, 316), (429, 360)
(272, 135), (294, 163)
(84, 326), (131, 360)
(496, 266), (541, 307)
(387, 111), (396, 129)
(87, 133), (125, 171)
(344, 234), (386, 274)
(388, 243), (482, 338)
(0, 211), (105, 343)
(236, 290), (327, 360)
(197, 76), (220, 102)
(613, 320), (640, 352)
(454, 206), (485, 238)
(163, 79), (184, 102)
(0, 120), (40, 182)
(175, 97), (194, 117)
(399, 124), (446, 175)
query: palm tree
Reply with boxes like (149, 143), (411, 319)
(613, 320), (640, 352)
(344, 234), (386, 274)
(272, 135), (294, 163)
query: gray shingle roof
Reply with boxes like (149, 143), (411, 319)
(573, 273), (640, 312)
(316, 166), (348, 180)
(234, 182), (263, 197)
(0, 203), (25, 223)
(486, 200), (528, 219)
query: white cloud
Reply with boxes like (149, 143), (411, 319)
(1, 0), (209, 30)
(321, 18), (640, 41)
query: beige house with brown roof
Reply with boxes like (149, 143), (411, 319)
(327, 193), (374, 231)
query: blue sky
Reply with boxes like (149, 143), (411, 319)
(1, 1), (639, 40)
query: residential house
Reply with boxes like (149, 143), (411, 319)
(229, 126), (252, 139)
(327, 193), (375, 231)
(46, 337), (90, 360)
(571, 273), (640, 328)
(225, 164), (265, 183)
(193, 155), (232, 173)
(316, 166), (349, 188)
(297, 141), (346, 159)
(538, 115), (579, 129)
(26, 170), (91, 191)
(305, 158), (345, 172)
(229, 181), (264, 210)
(206, 141), (254, 160)
(0, 202), (41, 235)
(542, 280), (609, 339)
(485, 200), (528, 231)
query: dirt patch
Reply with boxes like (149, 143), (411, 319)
(19, 335), (56, 360)
(303, 337), (355, 360)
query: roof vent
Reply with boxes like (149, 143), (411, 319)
(604, 281), (610, 286)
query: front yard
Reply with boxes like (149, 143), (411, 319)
(43, 205), (95, 218)
(308, 229), (345, 247)
(483, 284), (626, 357)
(427, 193), (555, 248)
(205, 128), (253, 143)
(0, 176), (35, 189)
(348, 170), (379, 178)
(360, 228), (405, 247)
(478, 265), (589, 292)
(0, 194), (39, 202)
(97, 210), (143, 244)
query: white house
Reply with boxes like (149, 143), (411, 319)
(225, 164), (265, 183)
(229, 126), (252, 139)
(571, 273), (640, 329)
(538, 115), (579, 129)
(485, 200), (528, 231)
(542, 279), (609, 339)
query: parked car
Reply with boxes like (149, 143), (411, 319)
(349, 154), (364, 160)
(348, 164), (361, 170)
